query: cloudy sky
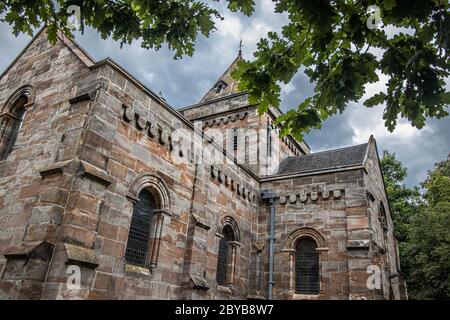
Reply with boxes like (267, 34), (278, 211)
(0, 0), (449, 186)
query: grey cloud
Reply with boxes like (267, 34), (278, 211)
(0, 4), (448, 187)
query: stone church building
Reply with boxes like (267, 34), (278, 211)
(0, 27), (407, 300)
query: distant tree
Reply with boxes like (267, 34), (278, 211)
(403, 155), (450, 299)
(1, 1), (448, 139)
(380, 151), (420, 243)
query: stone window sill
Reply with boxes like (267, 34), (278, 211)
(125, 263), (151, 277)
(292, 294), (319, 300)
(217, 284), (233, 294)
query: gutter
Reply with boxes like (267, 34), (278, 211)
(260, 164), (366, 182)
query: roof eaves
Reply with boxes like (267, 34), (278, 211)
(262, 164), (366, 182)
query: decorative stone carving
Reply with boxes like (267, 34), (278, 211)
(212, 167), (219, 178)
(148, 122), (158, 137)
(289, 194), (297, 203)
(279, 196), (287, 204)
(209, 166), (255, 203)
(226, 176), (231, 187)
(159, 129), (170, 145)
(333, 190), (342, 198)
(123, 106), (135, 122)
(300, 193), (307, 202)
(136, 114), (147, 130)
(310, 192), (318, 201)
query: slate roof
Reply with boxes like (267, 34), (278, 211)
(276, 143), (368, 175)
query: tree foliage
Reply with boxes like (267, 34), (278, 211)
(382, 152), (450, 300)
(1, 1), (449, 139)
(381, 151), (420, 243)
(233, 0), (450, 140)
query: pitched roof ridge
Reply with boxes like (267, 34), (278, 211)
(276, 142), (369, 175)
(291, 142), (368, 158)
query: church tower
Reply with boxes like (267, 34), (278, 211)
(179, 48), (310, 176)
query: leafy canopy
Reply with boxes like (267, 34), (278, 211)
(403, 155), (450, 299)
(1, 0), (449, 139)
(381, 152), (450, 299)
(381, 151), (420, 243)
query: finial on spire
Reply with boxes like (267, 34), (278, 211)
(238, 37), (243, 57)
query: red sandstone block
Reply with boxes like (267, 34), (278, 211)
(88, 289), (108, 300)
(107, 160), (128, 181)
(347, 216), (369, 230)
(117, 227), (129, 243)
(62, 225), (96, 248)
(98, 220), (119, 240)
(75, 192), (101, 215)
(101, 238), (125, 258)
(19, 185), (40, 199)
(93, 272), (112, 291)
(111, 145), (136, 168)
(68, 209), (99, 232)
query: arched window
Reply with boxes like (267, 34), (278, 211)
(379, 202), (388, 231)
(125, 189), (156, 266)
(216, 225), (235, 285)
(233, 129), (238, 152)
(0, 94), (28, 160)
(266, 119), (273, 158)
(295, 237), (320, 294)
(214, 81), (227, 94)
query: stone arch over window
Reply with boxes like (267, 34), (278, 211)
(127, 173), (171, 212)
(0, 85), (34, 160)
(217, 216), (240, 243)
(284, 227), (327, 296)
(286, 227), (326, 249)
(216, 216), (241, 286)
(125, 173), (172, 269)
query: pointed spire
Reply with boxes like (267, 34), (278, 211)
(199, 39), (245, 103)
(238, 37), (243, 58)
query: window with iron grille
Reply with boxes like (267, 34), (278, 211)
(216, 225), (234, 285)
(124, 189), (155, 266)
(233, 129), (238, 152)
(295, 237), (320, 294)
